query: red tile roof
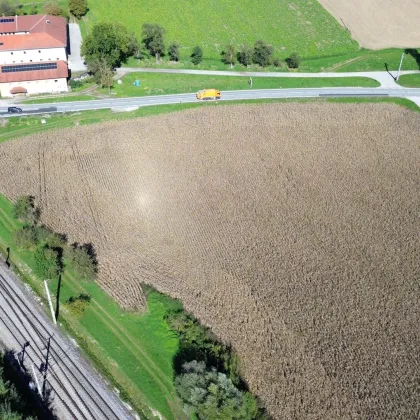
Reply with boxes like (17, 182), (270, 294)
(0, 15), (67, 51)
(0, 60), (68, 83)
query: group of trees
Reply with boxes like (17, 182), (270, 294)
(176, 361), (260, 419)
(223, 41), (300, 69)
(12, 196), (97, 283)
(0, 0), (87, 19)
(163, 300), (268, 420)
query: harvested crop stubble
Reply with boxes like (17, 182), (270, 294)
(0, 103), (420, 419)
(318, 0), (420, 49)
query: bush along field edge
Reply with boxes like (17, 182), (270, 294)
(0, 194), (269, 419)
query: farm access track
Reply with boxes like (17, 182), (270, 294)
(0, 264), (131, 420)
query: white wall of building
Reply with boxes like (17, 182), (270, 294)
(0, 78), (68, 97)
(0, 47), (67, 65)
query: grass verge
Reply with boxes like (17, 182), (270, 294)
(108, 73), (380, 97)
(397, 73), (420, 87)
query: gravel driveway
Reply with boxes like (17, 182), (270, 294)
(68, 23), (86, 72)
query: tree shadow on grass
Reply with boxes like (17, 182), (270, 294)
(405, 49), (420, 69)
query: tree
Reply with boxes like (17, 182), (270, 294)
(237, 45), (253, 67)
(191, 46), (203, 65)
(69, 0), (87, 19)
(82, 23), (135, 69)
(34, 245), (61, 279)
(87, 56), (115, 92)
(252, 40), (273, 67)
(12, 196), (38, 225)
(286, 52), (301, 69)
(221, 44), (236, 68)
(168, 43), (180, 62)
(67, 244), (97, 281)
(141, 24), (165, 63)
(43, 1), (65, 16)
(0, 1), (16, 16)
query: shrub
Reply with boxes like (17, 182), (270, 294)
(191, 46), (203, 65)
(14, 226), (37, 249)
(286, 52), (301, 69)
(66, 293), (91, 317)
(69, 0), (87, 19)
(43, 1), (65, 16)
(12, 196), (38, 225)
(0, 0), (16, 16)
(34, 245), (61, 280)
(273, 58), (282, 68)
(69, 79), (83, 89)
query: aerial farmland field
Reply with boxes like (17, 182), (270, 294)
(82, 0), (359, 61)
(0, 103), (419, 418)
(318, 0), (420, 49)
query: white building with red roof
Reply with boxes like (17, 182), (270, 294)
(0, 14), (69, 97)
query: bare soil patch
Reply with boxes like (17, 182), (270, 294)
(318, 0), (420, 49)
(0, 103), (419, 419)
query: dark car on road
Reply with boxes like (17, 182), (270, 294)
(8, 107), (22, 114)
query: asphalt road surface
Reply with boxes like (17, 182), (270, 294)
(1, 87), (420, 117)
(0, 262), (134, 420)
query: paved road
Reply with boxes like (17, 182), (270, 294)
(0, 262), (134, 420)
(1, 87), (420, 117)
(116, 67), (420, 88)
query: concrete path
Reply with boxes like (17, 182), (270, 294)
(116, 67), (420, 88)
(68, 23), (86, 73)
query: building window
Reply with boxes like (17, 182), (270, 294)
(24, 51), (26, 54)
(10, 52), (13, 55)
(54, 80), (58, 82)
(38, 50), (41, 53)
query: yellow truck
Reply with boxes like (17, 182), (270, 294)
(196, 89), (221, 100)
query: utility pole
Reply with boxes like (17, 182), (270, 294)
(31, 364), (42, 397)
(396, 52), (405, 81)
(41, 336), (51, 400)
(44, 280), (56, 325)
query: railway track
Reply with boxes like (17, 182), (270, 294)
(0, 264), (134, 419)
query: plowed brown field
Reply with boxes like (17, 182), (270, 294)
(318, 0), (420, 49)
(0, 103), (419, 419)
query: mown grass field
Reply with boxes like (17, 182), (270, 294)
(83, 0), (359, 61)
(0, 194), (184, 420)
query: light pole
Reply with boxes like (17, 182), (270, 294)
(396, 52), (405, 81)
